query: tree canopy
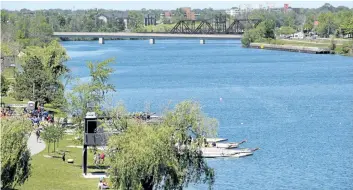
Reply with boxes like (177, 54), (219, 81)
(108, 101), (218, 190)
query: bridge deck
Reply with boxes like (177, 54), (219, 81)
(53, 32), (242, 39)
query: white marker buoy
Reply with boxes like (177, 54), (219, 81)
(220, 98), (223, 102)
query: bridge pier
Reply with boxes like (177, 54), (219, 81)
(99, 37), (105, 44)
(149, 38), (155, 44)
(200, 39), (205, 44)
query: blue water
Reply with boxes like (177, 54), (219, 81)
(62, 40), (353, 189)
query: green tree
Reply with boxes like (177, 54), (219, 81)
(66, 58), (116, 144)
(108, 101), (218, 190)
(1, 74), (10, 96)
(316, 12), (337, 37)
(128, 11), (144, 32)
(1, 117), (32, 189)
(14, 56), (60, 104)
(277, 26), (296, 35)
(241, 19), (276, 47)
(40, 123), (64, 153)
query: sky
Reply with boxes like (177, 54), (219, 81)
(1, 1), (353, 10)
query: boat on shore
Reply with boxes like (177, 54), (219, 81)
(201, 147), (256, 158)
(214, 140), (247, 149)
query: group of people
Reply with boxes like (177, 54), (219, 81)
(26, 106), (54, 126)
(0, 107), (15, 117)
(94, 152), (105, 165)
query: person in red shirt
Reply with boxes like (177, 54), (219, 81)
(100, 152), (105, 164)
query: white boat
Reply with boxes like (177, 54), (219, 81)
(201, 147), (255, 158)
(206, 138), (228, 143)
(215, 140), (247, 149)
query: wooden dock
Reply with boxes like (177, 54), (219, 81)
(250, 43), (331, 54)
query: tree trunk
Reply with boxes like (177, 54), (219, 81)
(54, 141), (56, 152)
(48, 143), (50, 153)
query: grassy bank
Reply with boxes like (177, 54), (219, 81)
(20, 134), (108, 190)
(254, 39), (353, 56)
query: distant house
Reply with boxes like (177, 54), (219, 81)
(96, 12), (129, 29)
(292, 32), (305, 39)
(0, 56), (16, 72)
(180, 7), (198, 20)
(160, 11), (173, 24)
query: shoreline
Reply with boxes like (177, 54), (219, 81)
(249, 43), (332, 54)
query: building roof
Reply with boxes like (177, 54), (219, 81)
(97, 11), (128, 19)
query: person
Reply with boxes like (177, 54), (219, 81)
(62, 152), (66, 162)
(97, 177), (109, 189)
(96, 153), (101, 165)
(100, 152), (105, 164)
(94, 152), (98, 165)
(35, 129), (40, 143)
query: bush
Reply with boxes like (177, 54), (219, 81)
(1, 117), (32, 189)
(1, 74), (10, 96)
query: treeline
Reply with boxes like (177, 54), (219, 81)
(1, 9), (69, 109)
(241, 3), (353, 56)
(246, 3), (353, 37)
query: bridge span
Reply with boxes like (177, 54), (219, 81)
(53, 32), (243, 44)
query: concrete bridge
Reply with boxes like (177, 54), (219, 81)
(53, 32), (243, 44)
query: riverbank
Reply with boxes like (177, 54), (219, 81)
(248, 38), (353, 56)
(250, 43), (331, 54)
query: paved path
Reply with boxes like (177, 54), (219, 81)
(27, 132), (46, 156)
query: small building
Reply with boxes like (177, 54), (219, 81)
(0, 56), (16, 72)
(96, 12), (129, 29)
(292, 32), (305, 39)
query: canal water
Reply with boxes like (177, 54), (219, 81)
(62, 40), (353, 189)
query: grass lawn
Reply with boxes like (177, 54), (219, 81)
(19, 134), (109, 190)
(1, 96), (29, 104)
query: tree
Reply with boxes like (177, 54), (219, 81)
(40, 123), (64, 153)
(22, 40), (69, 80)
(241, 19), (276, 47)
(108, 101), (218, 190)
(14, 56), (60, 104)
(1, 117), (32, 189)
(316, 12), (337, 37)
(66, 58), (116, 144)
(1, 74), (10, 96)
(14, 40), (68, 106)
(117, 19), (126, 31)
(41, 124), (56, 153)
(277, 26), (296, 35)
(128, 11), (144, 32)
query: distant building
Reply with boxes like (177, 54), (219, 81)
(181, 7), (196, 20)
(0, 56), (16, 72)
(226, 7), (243, 16)
(292, 32), (305, 39)
(160, 11), (173, 24)
(284, 4), (289, 12)
(96, 12), (129, 29)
